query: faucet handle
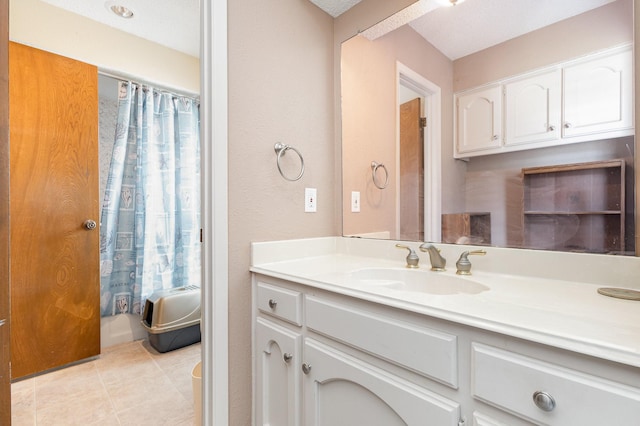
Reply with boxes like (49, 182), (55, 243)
(395, 244), (420, 269)
(456, 250), (486, 275)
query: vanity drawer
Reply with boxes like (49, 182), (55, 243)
(472, 343), (640, 425)
(306, 295), (458, 387)
(256, 281), (302, 326)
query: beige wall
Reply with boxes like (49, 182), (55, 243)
(227, 0), (335, 422)
(9, 0), (199, 93)
(453, 0), (633, 91)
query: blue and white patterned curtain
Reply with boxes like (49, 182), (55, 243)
(100, 81), (201, 317)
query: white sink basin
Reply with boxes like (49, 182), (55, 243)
(348, 268), (489, 295)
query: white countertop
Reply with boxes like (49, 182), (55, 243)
(251, 237), (640, 368)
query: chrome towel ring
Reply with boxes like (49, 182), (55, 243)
(371, 161), (389, 189)
(274, 143), (305, 181)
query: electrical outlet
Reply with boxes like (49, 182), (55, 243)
(351, 191), (360, 212)
(305, 188), (317, 212)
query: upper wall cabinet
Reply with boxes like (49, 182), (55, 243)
(504, 69), (561, 147)
(455, 85), (502, 155)
(454, 44), (633, 159)
(563, 48), (633, 138)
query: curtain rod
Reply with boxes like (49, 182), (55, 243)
(98, 69), (200, 100)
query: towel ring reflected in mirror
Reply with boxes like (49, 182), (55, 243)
(274, 143), (305, 181)
(371, 161), (389, 189)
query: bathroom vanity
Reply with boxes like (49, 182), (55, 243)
(251, 237), (640, 425)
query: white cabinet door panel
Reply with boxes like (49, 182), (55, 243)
(456, 85), (502, 155)
(505, 69), (561, 146)
(303, 339), (460, 426)
(563, 48), (632, 138)
(256, 318), (302, 426)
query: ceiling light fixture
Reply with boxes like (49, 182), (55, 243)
(435, 0), (466, 6)
(110, 4), (134, 18)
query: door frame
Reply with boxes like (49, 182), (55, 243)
(201, 1), (229, 425)
(0, 0), (10, 421)
(396, 62), (442, 243)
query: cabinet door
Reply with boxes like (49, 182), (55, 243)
(505, 69), (561, 146)
(303, 339), (460, 426)
(256, 318), (302, 426)
(562, 48), (633, 138)
(456, 85), (502, 156)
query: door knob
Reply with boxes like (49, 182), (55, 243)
(84, 220), (97, 230)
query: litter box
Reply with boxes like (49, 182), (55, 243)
(142, 285), (201, 353)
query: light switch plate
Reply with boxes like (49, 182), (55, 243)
(351, 191), (360, 212)
(305, 188), (317, 212)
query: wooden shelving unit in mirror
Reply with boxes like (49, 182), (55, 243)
(522, 159), (625, 254)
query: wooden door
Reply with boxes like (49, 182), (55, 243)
(0, 0), (11, 420)
(399, 98), (423, 241)
(9, 42), (100, 379)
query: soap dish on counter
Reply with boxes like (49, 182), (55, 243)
(597, 287), (640, 301)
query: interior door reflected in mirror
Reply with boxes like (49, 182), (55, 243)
(341, 0), (635, 255)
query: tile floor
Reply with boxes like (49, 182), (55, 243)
(10, 340), (201, 425)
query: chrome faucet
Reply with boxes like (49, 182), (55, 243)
(455, 250), (487, 275)
(395, 244), (419, 268)
(419, 243), (446, 271)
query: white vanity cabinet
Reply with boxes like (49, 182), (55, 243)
(252, 275), (462, 426)
(252, 272), (640, 426)
(454, 44), (633, 158)
(254, 281), (304, 425)
(302, 339), (460, 425)
(471, 343), (640, 425)
(455, 84), (503, 155)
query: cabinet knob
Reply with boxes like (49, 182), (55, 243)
(492, 135), (499, 141)
(548, 125), (556, 131)
(301, 363), (312, 374)
(533, 390), (556, 412)
(283, 353), (292, 363)
(268, 299), (277, 309)
(84, 219), (97, 230)
(564, 122), (572, 128)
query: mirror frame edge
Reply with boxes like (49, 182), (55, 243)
(635, 0), (639, 256)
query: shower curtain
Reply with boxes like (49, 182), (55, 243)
(100, 81), (201, 317)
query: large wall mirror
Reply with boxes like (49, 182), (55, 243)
(341, 0), (635, 256)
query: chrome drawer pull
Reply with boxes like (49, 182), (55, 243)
(302, 363), (312, 374)
(533, 390), (556, 412)
(268, 299), (277, 309)
(283, 353), (292, 363)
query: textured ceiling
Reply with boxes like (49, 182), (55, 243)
(309, 0), (362, 17)
(408, 0), (618, 59)
(39, 0), (618, 61)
